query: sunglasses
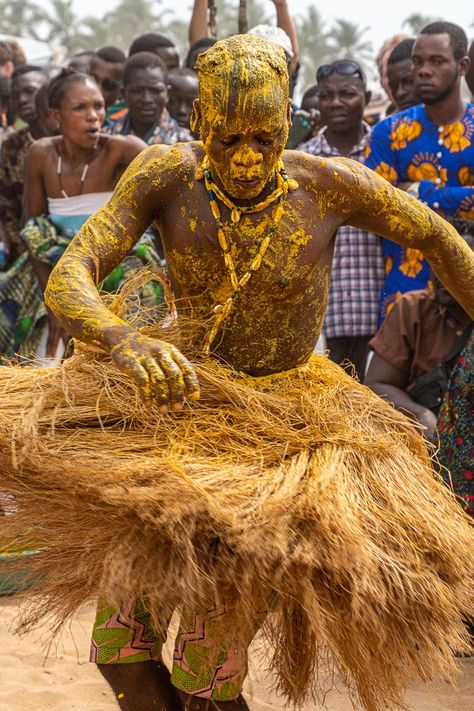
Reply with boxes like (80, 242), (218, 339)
(316, 60), (366, 84)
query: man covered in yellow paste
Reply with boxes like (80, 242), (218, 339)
(19, 34), (474, 711)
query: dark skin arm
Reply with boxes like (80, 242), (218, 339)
(23, 141), (68, 358)
(365, 352), (438, 442)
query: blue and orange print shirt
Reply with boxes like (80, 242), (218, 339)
(366, 102), (474, 324)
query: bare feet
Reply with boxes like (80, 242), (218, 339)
(98, 660), (183, 710)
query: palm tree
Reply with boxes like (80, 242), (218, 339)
(295, 5), (332, 90)
(0, 0), (44, 40)
(402, 14), (440, 34)
(42, 0), (82, 53)
(104, 0), (171, 49)
(328, 19), (373, 76)
(75, 17), (114, 52)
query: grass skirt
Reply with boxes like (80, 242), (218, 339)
(0, 287), (473, 710)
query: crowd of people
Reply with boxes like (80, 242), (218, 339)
(0, 4), (473, 710)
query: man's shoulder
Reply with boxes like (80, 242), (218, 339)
(124, 141), (203, 181)
(387, 288), (434, 318)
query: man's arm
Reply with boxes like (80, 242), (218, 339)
(45, 145), (200, 409)
(416, 181), (474, 215)
(272, 0), (299, 74)
(188, 0), (209, 46)
(331, 158), (474, 318)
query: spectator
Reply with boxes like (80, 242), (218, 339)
(34, 84), (60, 138)
(2, 39), (26, 69)
(0, 70), (162, 362)
(366, 21), (474, 325)
(0, 41), (14, 78)
(106, 52), (186, 145)
(90, 46), (126, 120)
(129, 33), (180, 71)
(0, 65), (47, 264)
(300, 83), (319, 114)
(375, 32), (410, 107)
(365, 229), (474, 443)
(167, 68), (198, 135)
(299, 60), (384, 379)
(438, 330), (474, 517)
(0, 76), (12, 146)
(185, 37), (216, 70)
(67, 50), (94, 75)
(386, 38), (417, 112)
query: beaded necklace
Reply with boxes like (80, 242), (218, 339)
(198, 156), (299, 354)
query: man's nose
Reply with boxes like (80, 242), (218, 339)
(329, 94), (344, 107)
(416, 62), (432, 77)
(233, 145), (263, 167)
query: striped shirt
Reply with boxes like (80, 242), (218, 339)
(299, 124), (385, 337)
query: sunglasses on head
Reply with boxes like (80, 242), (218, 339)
(316, 60), (365, 84)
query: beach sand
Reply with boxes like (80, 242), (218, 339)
(1, 598), (473, 710)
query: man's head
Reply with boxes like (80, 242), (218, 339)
(167, 68), (198, 128)
(192, 34), (291, 201)
(185, 38), (217, 70)
(376, 33), (410, 101)
(0, 76), (10, 123)
(412, 22), (469, 105)
(0, 42), (14, 78)
(68, 51), (94, 75)
(129, 33), (180, 71)
(90, 46), (125, 109)
(248, 24), (295, 95)
(11, 65), (47, 126)
(301, 84), (319, 114)
(387, 39), (417, 111)
(124, 52), (168, 132)
(316, 60), (370, 135)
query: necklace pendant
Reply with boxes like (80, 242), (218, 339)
(287, 178), (299, 191)
(231, 208), (241, 223)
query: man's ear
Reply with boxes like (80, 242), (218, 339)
(190, 98), (201, 135)
(458, 55), (470, 78)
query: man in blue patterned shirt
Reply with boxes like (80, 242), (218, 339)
(300, 60), (385, 379)
(366, 22), (473, 324)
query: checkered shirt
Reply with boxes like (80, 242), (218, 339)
(300, 124), (385, 338)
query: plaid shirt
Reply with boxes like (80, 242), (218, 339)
(299, 123), (385, 338)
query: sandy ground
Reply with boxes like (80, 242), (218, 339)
(0, 598), (473, 711)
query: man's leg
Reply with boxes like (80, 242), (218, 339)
(326, 335), (372, 380)
(170, 590), (268, 708)
(91, 598), (182, 710)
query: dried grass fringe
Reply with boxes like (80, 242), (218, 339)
(0, 271), (473, 710)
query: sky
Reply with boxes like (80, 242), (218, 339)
(71, 0), (473, 53)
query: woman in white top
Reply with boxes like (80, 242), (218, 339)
(0, 70), (159, 362)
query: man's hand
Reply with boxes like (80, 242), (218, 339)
(110, 331), (200, 411)
(415, 407), (438, 444)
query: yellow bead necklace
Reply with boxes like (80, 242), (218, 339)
(198, 156), (299, 354)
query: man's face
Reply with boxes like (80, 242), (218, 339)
(317, 73), (368, 134)
(167, 74), (198, 128)
(11, 71), (45, 125)
(412, 33), (466, 105)
(90, 56), (123, 109)
(387, 59), (418, 111)
(125, 67), (168, 129)
(200, 88), (290, 201)
(156, 47), (180, 71)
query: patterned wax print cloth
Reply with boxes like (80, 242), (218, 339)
(366, 102), (474, 325)
(104, 107), (193, 145)
(300, 123), (385, 338)
(438, 331), (474, 517)
(0, 215), (164, 360)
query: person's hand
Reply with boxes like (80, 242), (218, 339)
(46, 309), (69, 359)
(416, 407), (438, 444)
(110, 330), (200, 411)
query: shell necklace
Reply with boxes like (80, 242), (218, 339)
(197, 156), (299, 354)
